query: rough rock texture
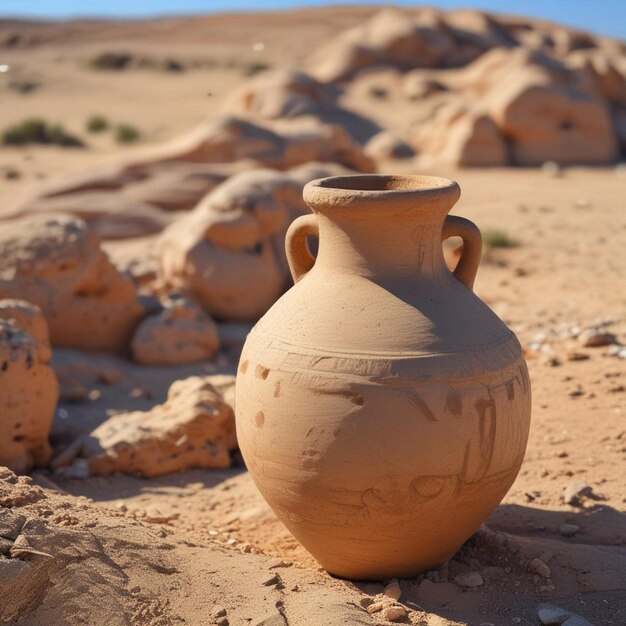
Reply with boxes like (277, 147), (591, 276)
(414, 103), (508, 166)
(131, 295), (220, 365)
(0, 215), (145, 352)
(159, 169), (304, 321)
(228, 68), (381, 142)
(364, 130), (415, 160)
(53, 375), (236, 477)
(483, 49), (619, 165)
(3, 192), (173, 240)
(130, 115), (375, 173)
(0, 305), (58, 474)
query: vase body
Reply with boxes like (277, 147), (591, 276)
(235, 175), (531, 580)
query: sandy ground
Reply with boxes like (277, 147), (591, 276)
(0, 7), (625, 626)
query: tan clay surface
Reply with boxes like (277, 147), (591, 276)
(236, 174), (531, 579)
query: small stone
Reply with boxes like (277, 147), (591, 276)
(578, 329), (616, 348)
(366, 602), (384, 614)
(382, 605), (407, 622)
(566, 351), (589, 362)
(528, 558), (551, 578)
(537, 603), (570, 624)
(212, 606), (227, 618)
(559, 523), (579, 537)
(269, 559), (292, 568)
(215, 618), (228, 626)
(359, 597), (373, 608)
(542, 161), (562, 177)
(383, 578), (401, 601)
(563, 481), (593, 506)
(454, 571), (484, 587)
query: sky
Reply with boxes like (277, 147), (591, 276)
(1, 1), (625, 40)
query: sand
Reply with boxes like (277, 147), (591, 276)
(0, 6), (625, 626)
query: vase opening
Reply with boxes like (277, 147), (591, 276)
(303, 174), (461, 215)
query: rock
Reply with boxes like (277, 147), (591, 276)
(130, 115), (375, 173)
(159, 169), (301, 321)
(0, 314), (58, 474)
(383, 578), (402, 601)
(413, 103), (508, 166)
(131, 295), (220, 365)
(0, 299), (51, 360)
(454, 571), (484, 587)
(563, 481), (594, 506)
(52, 375), (236, 477)
(484, 49), (618, 165)
(4, 192), (173, 240)
(562, 616), (593, 626)
(528, 557), (551, 578)
(366, 602), (384, 614)
(308, 8), (458, 83)
(559, 523), (580, 537)
(537, 603), (571, 625)
(0, 215), (145, 352)
(402, 73), (447, 100)
(578, 328), (616, 347)
(212, 606), (227, 618)
(254, 611), (287, 626)
(261, 573), (280, 586)
(383, 605), (407, 622)
(364, 131), (415, 160)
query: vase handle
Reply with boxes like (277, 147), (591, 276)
(442, 215), (482, 291)
(286, 214), (318, 283)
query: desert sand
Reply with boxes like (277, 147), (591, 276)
(0, 5), (625, 626)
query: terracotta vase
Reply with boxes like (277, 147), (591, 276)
(235, 175), (531, 580)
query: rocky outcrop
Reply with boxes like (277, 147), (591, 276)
(52, 375), (237, 477)
(364, 130), (415, 160)
(0, 215), (145, 352)
(0, 303), (58, 473)
(131, 295), (220, 365)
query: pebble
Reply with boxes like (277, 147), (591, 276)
(537, 603), (571, 624)
(528, 558), (551, 578)
(559, 523), (579, 537)
(366, 601), (384, 614)
(212, 607), (227, 618)
(566, 351), (589, 362)
(541, 161), (562, 177)
(454, 571), (484, 587)
(562, 616), (593, 626)
(383, 578), (401, 601)
(563, 481), (593, 506)
(578, 329), (616, 348)
(383, 606), (407, 622)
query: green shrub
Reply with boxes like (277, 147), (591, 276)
(482, 228), (518, 249)
(86, 115), (109, 133)
(114, 124), (141, 144)
(2, 118), (84, 147)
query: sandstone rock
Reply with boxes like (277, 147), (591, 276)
(383, 578), (402, 601)
(308, 8), (458, 83)
(568, 50), (626, 107)
(0, 215), (145, 352)
(129, 115), (374, 172)
(53, 375), (236, 477)
(382, 605), (407, 622)
(159, 169), (302, 321)
(0, 313), (58, 474)
(484, 49), (618, 165)
(131, 295), (220, 365)
(402, 72), (448, 100)
(228, 68), (381, 142)
(413, 103), (508, 166)
(5, 192), (173, 240)
(563, 481), (594, 506)
(528, 557), (551, 578)
(364, 130), (415, 160)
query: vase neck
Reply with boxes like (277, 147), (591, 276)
(314, 212), (448, 280)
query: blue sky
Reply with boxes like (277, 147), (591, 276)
(1, 1), (625, 40)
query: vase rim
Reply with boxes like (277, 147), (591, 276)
(303, 174), (461, 213)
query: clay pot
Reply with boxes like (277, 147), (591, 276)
(235, 175), (531, 580)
